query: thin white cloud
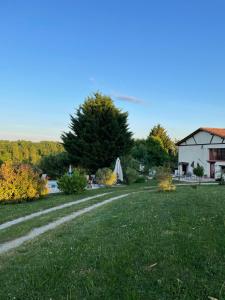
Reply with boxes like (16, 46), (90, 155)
(87, 78), (144, 105)
(112, 93), (144, 104)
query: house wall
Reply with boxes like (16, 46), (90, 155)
(178, 131), (225, 177)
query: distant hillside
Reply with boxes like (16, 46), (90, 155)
(0, 140), (64, 165)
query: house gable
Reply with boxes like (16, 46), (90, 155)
(177, 128), (225, 146)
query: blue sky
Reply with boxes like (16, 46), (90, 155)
(0, 0), (225, 141)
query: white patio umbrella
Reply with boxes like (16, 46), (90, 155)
(114, 157), (123, 182)
(68, 165), (72, 175)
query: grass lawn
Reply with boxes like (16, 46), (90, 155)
(0, 188), (111, 224)
(0, 182), (153, 224)
(0, 184), (225, 299)
(0, 191), (125, 243)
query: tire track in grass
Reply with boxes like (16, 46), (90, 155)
(0, 193), (111, 231)
(0, 193), (118, 244)
(0, 193), (130, 255)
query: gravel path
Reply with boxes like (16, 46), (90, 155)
(0, 192), (111, 231)
(0, 193), (130, 255)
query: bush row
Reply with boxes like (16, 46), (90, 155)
(0, 161), (147, 202)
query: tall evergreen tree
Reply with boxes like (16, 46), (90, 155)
(62, 92), (133, 172)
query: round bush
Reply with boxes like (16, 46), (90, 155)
(57, 170), (87, 194)
(125, 167), (138, 185)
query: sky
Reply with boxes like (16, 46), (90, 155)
(0, 0), (225, 142)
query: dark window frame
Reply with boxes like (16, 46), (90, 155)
(209, 148), (225, 161)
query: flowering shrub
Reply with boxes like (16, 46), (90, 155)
(96, 168), (116, 186)
(57, 170), (87, 194)
(156, 166), (176, 192)
(0, 161), (47, 202)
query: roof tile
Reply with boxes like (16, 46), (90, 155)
(177, 127), (225, 145)
(201, 128), (225, 139)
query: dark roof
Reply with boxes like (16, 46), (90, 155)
(176, 128), (225, 146)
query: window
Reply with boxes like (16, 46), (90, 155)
(209, 148), (225, 161)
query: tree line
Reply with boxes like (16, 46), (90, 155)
(0, 140), (64, 165)
(0, 92), (178, 178)
(131, 124), (177, 172)
(62, 93), (177, 176)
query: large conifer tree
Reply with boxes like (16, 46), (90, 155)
(62, 93), (133, 172)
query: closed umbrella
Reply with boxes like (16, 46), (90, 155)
(114, 157), (123, 182)
(68, 165), (72, 176)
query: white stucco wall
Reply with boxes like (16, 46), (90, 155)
(178, 131), (225, 177)
(47, 180), (60, 193)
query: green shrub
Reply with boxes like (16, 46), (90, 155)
(125, 167), (139, 185)
(120, 156), (139, 172)
(57, 170), (87, 194)
(119, 156), (140, 184)
(155, 166), (176, 192)
(193, 164), (204, 185)
(95, 168), (116, 186)
(135, 176), (146, 183)
(0, 161), (47, 202)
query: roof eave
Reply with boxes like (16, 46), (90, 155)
(176, 128), (202, 146)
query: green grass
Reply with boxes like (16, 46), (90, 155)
(0, 181), (156, 224)
(0, 182), (153, 224)
(0, 188), (110, 224)
(0, 190), (130, 243)
(1, 185), (225, 299)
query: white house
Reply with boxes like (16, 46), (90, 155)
(177, 128), (225, 179)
